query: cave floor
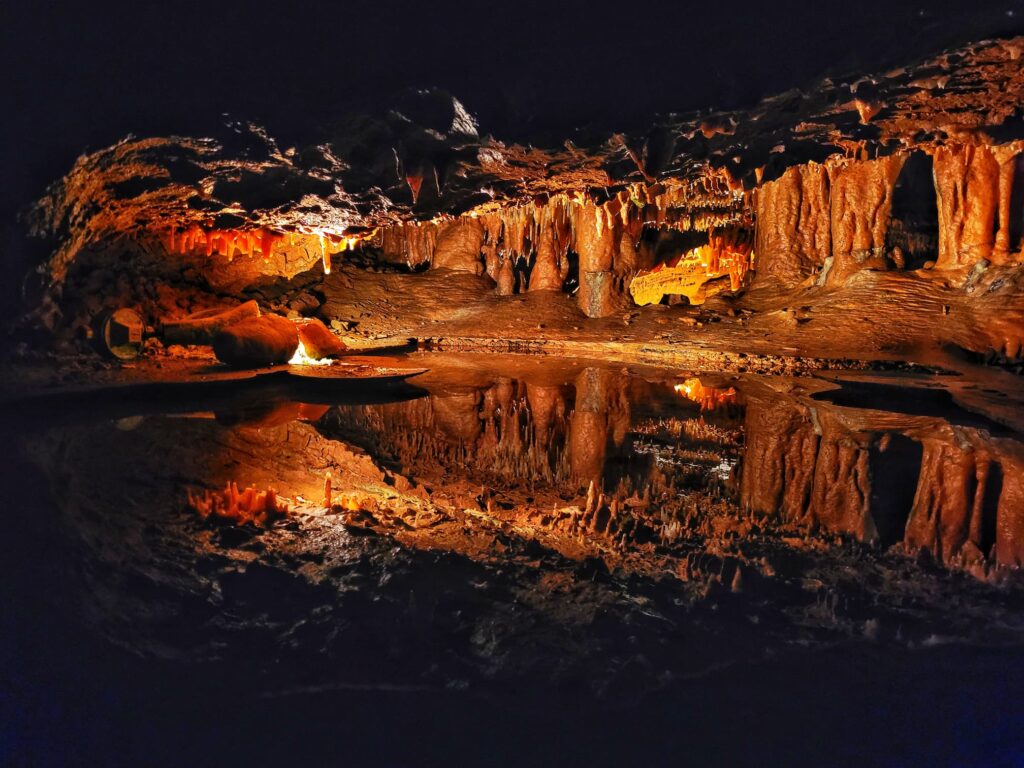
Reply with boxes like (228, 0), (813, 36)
(7, 262), (1024, 409)
(3, 350), (1024, 766)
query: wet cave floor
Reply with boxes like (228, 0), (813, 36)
(3, 352), (1024, 767)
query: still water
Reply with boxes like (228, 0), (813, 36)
(4, 353), (1024, 766)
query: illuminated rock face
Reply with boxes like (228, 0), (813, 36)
(430, 219), (485, 274)
(754, 153), (908, 286)
(930, 142), (1024, 269)
(754, 163), (832, 286)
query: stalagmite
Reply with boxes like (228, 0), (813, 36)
(187, 482), (289, 526)
(572, 202), (622, 317)
(528, 203), (567, 291)
(323, 471), (333, 509)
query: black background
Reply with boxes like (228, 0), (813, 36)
(4, 0), (1024, 222)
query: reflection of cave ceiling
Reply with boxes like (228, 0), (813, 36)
(27, 37), (1024, 282)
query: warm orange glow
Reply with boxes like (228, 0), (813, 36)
(674, 378), (740, 411)
(853, 98), (883, 124)
(630, 228), (754, 306)
(339, 495), (363, 512)
(323, 471), (333, 508)
(288, 340), (333, 366)
(159, 225), (377, 270)
(187, 482), (289, 526)
(165, 226), (285, 261)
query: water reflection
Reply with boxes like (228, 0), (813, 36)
(319, 365), (740, 501)
(7, 355), (1024, 695)
(13, 356), (1023, 579)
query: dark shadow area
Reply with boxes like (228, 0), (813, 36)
(870, 434), (923, 547)
(888, 151), (940, 269)
(812, 381), (1014, 435)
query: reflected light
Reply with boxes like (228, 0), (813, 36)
(674, 378), (740, 411)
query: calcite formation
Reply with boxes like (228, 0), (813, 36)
(187, 482), (289, 527)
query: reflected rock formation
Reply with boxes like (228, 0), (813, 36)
(10, 360), (1024, 699)
(739, 380), (1024, 577)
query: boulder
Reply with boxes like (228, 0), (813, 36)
(295, 317), (347, 358)
(212, 314), (298, 367)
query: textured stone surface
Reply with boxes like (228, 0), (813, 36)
(430, 219), (484, 273)
(213, 314), (298, 367)
(295, 317), (346, 358)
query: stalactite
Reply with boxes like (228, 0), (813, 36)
(529, 202), (565, 291)
(753, 155), (905, 286)
(753, 164), (829, 285)
(904, 439), (994, 566)
(630, 228), (754, 305)
(163, 225), (287, 262)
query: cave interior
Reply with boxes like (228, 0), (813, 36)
(4, 10), (1024, 767)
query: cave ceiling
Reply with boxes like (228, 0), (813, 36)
(27, 36), (1024, 283)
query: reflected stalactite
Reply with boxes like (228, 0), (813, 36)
(738, 383), (1024, 577)
(674, 378), (742, 413)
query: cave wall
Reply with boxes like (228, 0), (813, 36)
(753, 142), (1024, 287)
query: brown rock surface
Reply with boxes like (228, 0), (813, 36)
(213, 314), (298, 367)
(431, 219), (484, 273)
(295, 317), (347, 358)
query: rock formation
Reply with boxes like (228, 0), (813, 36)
(7, 35), (1023, 359)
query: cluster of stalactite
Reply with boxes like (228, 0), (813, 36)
(753, 142), (1024, 288)
(164, 226), (285, 262)
(738, 392), (1024, 578)
(159, 225), (375, 275)
(930, 141), (1024, 270)
(374, 178), (748, 317)
(754, 154), (906, 286)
